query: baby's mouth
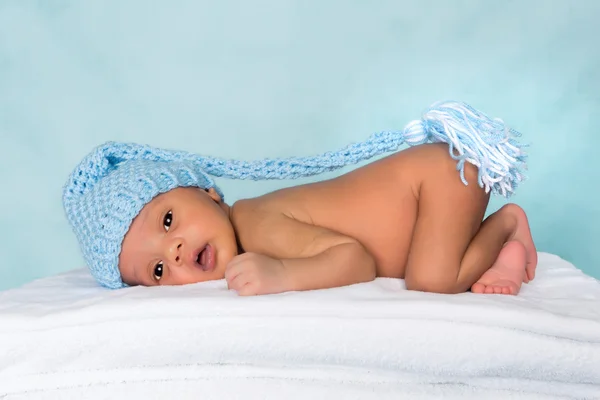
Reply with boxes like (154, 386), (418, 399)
(196, 244), (215, 272)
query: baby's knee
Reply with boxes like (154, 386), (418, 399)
(405, 273), (461, 294)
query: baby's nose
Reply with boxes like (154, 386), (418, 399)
(167, 240), (184, 266)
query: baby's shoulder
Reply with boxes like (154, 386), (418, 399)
(230, 188), (302, 223)
(229, 189), (316, 253)
(229, 191), (283, 229)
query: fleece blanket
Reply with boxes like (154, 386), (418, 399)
(0, 252), (599, 399)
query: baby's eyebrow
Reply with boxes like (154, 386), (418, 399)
(129, 263), (142, 286)
(135, 204), (156, 235)
(132, 246), (156, 287)
(145, 262), (158, 286)
(129, 262), (151, 287)
(131, 200), (166, 286)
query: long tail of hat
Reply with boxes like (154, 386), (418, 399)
(201, 100), (528, 197)
(74, 100), (527, 199)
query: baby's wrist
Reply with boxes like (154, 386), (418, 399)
(279, 259), (298, 292)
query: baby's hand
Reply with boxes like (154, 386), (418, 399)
(225, 252), (290, 296)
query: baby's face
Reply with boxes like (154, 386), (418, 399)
(119, 187), (238, 286)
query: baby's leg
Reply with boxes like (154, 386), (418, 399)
(469, 204), (537, 294)
(404, 164), (537, 295)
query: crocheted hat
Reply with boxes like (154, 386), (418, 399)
(63, 101), (528, 289)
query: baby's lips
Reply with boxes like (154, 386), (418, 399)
(194, 244), (216, 272)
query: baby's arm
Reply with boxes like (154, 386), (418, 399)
(229, 204), (376, 294)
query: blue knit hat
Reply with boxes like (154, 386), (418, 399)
(63, 101), (528, 289)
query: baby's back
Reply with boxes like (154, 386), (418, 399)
(233, 143), (464, 279)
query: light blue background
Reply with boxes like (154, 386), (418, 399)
(1, 0), (598, 291)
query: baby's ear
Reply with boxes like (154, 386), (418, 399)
(205, 187), (223, 203)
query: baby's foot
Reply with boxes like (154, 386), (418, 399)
(471, 240), (526, 295)
(503, 204), (538, 283)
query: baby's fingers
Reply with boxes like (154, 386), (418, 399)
(237, 281), (259, 296)
(225, 263), (246, 290)
(226, 272), (248, 292)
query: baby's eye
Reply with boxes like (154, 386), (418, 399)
(163, 210), (173, 232)
(154, 261), (164, 281)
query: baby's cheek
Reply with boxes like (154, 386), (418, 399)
(173, 269), (200, 285)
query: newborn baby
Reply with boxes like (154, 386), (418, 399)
(63, 101), (537, 296)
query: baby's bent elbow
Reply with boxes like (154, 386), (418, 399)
(348, 242), (376, 283)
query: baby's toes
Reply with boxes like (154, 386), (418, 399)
(471, 282), (485, 294)
(526, 263), (536, 281)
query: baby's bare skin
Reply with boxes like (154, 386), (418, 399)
(119, 143), (537, 296)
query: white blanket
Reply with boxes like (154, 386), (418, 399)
(1, 252), (599, 399)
